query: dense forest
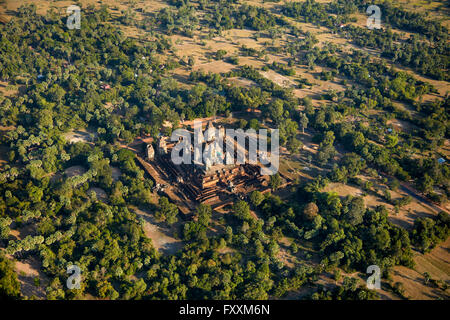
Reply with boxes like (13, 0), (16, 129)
(0, 1), (448, 300)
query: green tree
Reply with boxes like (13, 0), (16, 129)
(249, 191), (264, 207)
(215, 50), (227, 60)
(0, 253), (21, 299)
(346, 197), (365, 226)
(248, 118), (260, 130)
(233, 201), (251, 220)
(269, 173), (282, 190)
(300, 113), (309, 134)
(303, 202), (319, 221)
(156, 197), (179, 225)
(239, 119), (248, 129)
(287, 137), (303, 154)
(196, 204), (212, 227)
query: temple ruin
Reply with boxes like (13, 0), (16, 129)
(139, 120), (271, 212)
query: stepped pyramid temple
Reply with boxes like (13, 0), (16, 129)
(139, 120), (270, 212)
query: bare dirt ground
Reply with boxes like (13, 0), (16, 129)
(228, 77), (258, 88)
(111, 166), (121, 181)
(206, 208), (228, 238)
(131, 206), (183, 256)
(64, 165), (87, 177)
(277, 237), (297, 269)
(192, 60), (236, 74)
(13, 255), (49, 299)
(87, 187), (108, 202)
(277, 131), (326, 184)
(0, 0), (167, 18)
(260, 70), (296, 88)
(8, 222), (35, 241)
(63, 129), (96, 144)
(387, 114), (418, 134)
(2, 223), (49, 299)
(0, 80), (19, 97)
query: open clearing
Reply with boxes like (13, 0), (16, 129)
(64, 129), (96, 144)
(132, 207), (183, 255)
(13, 255), (49, 299)
(64, 165), (87, 177)
(111, 166), (121, 181)
(88, 187), (108, 202)
(391, 237), (450, 300)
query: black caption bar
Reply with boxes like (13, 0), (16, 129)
(6, 300), (447, 320)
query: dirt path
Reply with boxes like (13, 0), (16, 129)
(399, 181), (449, 214)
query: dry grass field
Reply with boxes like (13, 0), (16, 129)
(391, 237), (450, 300)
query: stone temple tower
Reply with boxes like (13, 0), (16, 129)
(146, 144), (155, 160)
(158, 136), (168, 155)
(205, 120), (216, 142)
